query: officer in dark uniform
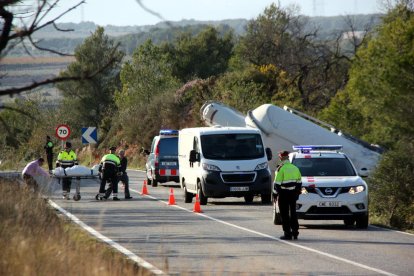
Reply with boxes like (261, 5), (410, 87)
(44, 135), (54, 172)
(96, 146), (121, 201)
(274, 150), (302, 240)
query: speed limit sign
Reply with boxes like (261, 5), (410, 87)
(55, 124), (71, 140)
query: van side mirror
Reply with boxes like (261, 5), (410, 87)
(359, 167), (369, 177)
(265, 148), (272, 161)
(189, 150), (199, 162)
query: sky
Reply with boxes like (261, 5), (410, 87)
(49, 0), (384, 26)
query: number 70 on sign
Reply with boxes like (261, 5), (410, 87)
(55, 124), (71, 140)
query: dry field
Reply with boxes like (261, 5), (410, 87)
(0, 178), (151, 276)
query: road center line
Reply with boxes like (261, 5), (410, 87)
(131, 187), (397, 276)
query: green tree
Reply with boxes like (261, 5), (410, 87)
(321, 1), (414, 230)
(369, 140), (414, 229)
(162, 26), (234, 82)
(320, 3), (414, 147)
(57, 27), (124, 133)
(236, 3), (349, 113)
(113, 39), (181, 144)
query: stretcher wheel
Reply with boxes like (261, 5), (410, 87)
(73, 194), (81, 201)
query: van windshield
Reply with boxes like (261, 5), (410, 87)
(200, 133), (264, 160)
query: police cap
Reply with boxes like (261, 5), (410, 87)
(278, 150), (289, 158)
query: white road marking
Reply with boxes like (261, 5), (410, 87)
(130, 187), (398, 276)
(370, 225), (414, 236)
(47, 200), (165, 275)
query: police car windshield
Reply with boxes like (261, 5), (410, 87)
(201, 133), (264, 160)
(159, 137), (178, 156)
(292, 157), (356, 177)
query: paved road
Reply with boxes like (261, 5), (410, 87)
(46, 170), (414, 275)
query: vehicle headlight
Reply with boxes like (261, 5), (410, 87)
(301, 187), (308, 194)
(202, 163), (221, 171)
(255, 162), (268, 170)
(348, 185), (365, 194)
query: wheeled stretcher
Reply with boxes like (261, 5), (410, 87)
(52, 165), (100, 201)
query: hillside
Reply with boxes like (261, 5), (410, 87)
(8, 14), (383, 56)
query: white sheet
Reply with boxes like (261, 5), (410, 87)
(53, 165), (99, 177)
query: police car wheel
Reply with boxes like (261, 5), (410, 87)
(152, 178), (158, 187)
(355, 214), (369, 229)
(343, 218), (355, 226)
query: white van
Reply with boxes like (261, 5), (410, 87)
(178, 126), (273, 205)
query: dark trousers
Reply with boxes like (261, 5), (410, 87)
(119, 173), (130, 198)
(278, 189), (299, 237)
(62, 178), (72, 193)
(46, 154), (53, 171)
(99, 171), (118, 196)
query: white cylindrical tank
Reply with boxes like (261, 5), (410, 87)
(200, 101), (382, 177)
(245, 104), (382, 175)
(200, 101), (246, 127)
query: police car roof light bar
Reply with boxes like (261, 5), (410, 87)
(159, 129), (179, 136)
(293, 145), (343, 153)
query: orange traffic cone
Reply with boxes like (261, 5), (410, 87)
(141, 180), (149, 195)
(193, 194), (202, 213)
(168, 188), (176, 205)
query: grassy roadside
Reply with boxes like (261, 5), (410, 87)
(0, 179), (152, 276)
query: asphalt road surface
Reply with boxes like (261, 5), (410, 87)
(45, 170), (414, 275)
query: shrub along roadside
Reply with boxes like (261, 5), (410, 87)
(0, 179), (151, 276)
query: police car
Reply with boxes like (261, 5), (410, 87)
(144, 129), (179, 187)
(273, 145), (369, 228)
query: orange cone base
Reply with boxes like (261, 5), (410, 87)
(141, 180), (149, 195)
(193, 194), (202, 213)
(168, 188), (176, 205)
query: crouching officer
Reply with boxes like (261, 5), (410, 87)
(56, 142), (78, 199)
(96, 146), (121, 201)
(274, 150), (302, 240)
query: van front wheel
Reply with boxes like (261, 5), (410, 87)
(183, 185), (193, 203)
(197, 183), (208, 205)
(244, 194), (254, 203)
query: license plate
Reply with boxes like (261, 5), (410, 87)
(161, 162), (177, 166)
(318, 201), (341, 207)
(230, 186), (249, 192)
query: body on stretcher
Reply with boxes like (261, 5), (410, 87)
(52, 165), (100, 201)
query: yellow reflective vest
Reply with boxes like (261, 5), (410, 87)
(57, 150), (77, 168)
(274, 160), (302, 190)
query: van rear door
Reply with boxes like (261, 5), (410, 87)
(158, 137), (179, 178)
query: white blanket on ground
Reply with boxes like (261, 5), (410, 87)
(53, 165), (99, 177)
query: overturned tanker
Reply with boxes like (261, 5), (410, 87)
(200, 101), (383, 177)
